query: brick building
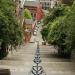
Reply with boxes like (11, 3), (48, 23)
(24, 0), (40, 20)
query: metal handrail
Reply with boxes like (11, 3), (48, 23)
(29, 41), (46, 75)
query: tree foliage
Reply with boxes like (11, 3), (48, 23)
(0, 0), (23, 59)
(41, 3), (75, 57)
(24, 8), (32, 19)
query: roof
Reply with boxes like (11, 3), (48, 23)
(24, 1), (39, 7)
(25, 19), (33, 25)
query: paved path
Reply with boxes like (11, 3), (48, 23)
(0, 43), (37, 75)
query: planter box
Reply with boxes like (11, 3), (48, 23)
(42, 42), (46, 45)
(0, 69), (10, 75)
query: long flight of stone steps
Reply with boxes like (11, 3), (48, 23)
(0, 43), (75, 75)
(0, 43), (37, 75)
(40, 45), (75, 75)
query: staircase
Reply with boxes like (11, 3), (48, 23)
(40, 45), (75, 75)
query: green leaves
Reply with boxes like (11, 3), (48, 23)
(41, 28), (48, 41)
(0, 0), (23, 46)
(41, 3), (75, 56)
(24, 8), (32, 19)
(0, 0), (23, 59)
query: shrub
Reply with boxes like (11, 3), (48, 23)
(0, 0), (23, 59)
(24, 8), (32, 19)
(42, 4), (74, 57)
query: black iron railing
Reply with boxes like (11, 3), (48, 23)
(29, 41), (46, 75)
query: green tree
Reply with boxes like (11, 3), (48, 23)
(0, 0), (23, 59)
(41, 28), (48, 41)
(41, 4), (73, 57)
(42, 5), (67, 42)
(24, 8), (32, 19)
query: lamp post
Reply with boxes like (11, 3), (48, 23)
(29, 41), (46, 75)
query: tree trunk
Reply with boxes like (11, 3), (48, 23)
(0, 42), (8, 59)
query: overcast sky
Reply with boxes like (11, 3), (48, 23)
(25, 0), (36, 1)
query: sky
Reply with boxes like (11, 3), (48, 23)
(20, 0), (37, 8)
(25, 0), (36, 1)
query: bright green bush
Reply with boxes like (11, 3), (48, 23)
(24, 8), (32, 19)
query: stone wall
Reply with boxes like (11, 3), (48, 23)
(71, 50), (75, 62)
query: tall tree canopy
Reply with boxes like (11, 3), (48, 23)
(0, 0), (23, 59)
(41, 3), (75, 57)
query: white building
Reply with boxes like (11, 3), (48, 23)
(39, 0), (51, 10)
(51, 0), (56, 8)
(39, 0), (61, 9)
(20, 0), (25, 8)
